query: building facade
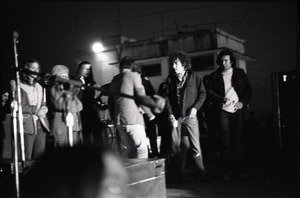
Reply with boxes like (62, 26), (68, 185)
(76, 27), (254, 92)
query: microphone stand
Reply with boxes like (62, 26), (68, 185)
(12, 31), (25, 198)
(10, 88), (20, 198)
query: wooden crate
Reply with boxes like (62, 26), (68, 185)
(124, 158), (166, 198)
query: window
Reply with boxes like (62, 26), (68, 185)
(191, 54), (215, 71)
(141, 64), (161, 77)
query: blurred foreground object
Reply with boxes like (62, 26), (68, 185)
(25, 145), (128, 198)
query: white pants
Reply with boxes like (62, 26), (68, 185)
(116, 124), (148, 159)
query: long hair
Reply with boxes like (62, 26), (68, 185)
(76, 61), (95, 84)
(20, 59), (41, 85)
(168, 50), (192, 72)
(216, 49), (237, 70)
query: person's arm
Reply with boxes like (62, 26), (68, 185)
(49, 85), (65, 112)
(133, 74), (155, 120)
(36, 85), (48, 118)
(142, 75), (156, 96)
(69, 97), (83, 113)
(239, 70), (252, 106)
(161, 77), (177, 125)
(233, 70), (252, 110)
(107, 94), (115, 121)
(206, 73), (226, 104)
(163, 77), (174, 116)
(189, 73), (206, 116)
(208, 90), (225, 103)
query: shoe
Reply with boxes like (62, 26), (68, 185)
(194, 155), (205, 173)
(223, 174), (230, 180)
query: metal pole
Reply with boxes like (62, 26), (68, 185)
(12, 31), (22, 198)
(11, 98), (20, 198)
(12, 31), (26, 166)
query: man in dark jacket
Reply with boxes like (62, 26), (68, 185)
(164, 50), (206, 182)
(207, 49), (252, 180)
(75, 61), (101, 145)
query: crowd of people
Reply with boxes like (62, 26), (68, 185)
(0, 49), (252, 188)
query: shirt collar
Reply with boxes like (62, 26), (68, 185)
(122, 68), (132, 73)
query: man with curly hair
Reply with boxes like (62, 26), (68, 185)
(164, 50), (206, 182)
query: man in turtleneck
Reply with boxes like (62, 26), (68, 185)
(221, 56), (241, 113)
(207, 49), (252, 180)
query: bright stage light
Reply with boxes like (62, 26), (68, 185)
(92, 42), (104, 53)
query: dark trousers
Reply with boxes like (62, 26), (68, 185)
(220, 109), (245, 174)
(144, 118), (158, 156)
(82, 123), (101, 145)
(156, 112), (172, 159)
(159, 124), (172, 159)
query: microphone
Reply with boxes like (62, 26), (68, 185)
(10, 79), (16, 100)
(13, 31), (19, 44)
(13, 31), (19, 39)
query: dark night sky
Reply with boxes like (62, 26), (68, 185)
(0, 1), (299, 117)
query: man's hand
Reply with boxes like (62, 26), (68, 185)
(93, 84), (101, 99)
(234, 101), (243, 111)
(189, 108), (197, 118)
(137, 94), (166, 114)
(169, 114), (178, 127)
(36, 106), (48, 118)
(151, 95), (166, 114)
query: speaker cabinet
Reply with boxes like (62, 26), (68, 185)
(271, 70), (300, 148)
(124, 158), (166, 198)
